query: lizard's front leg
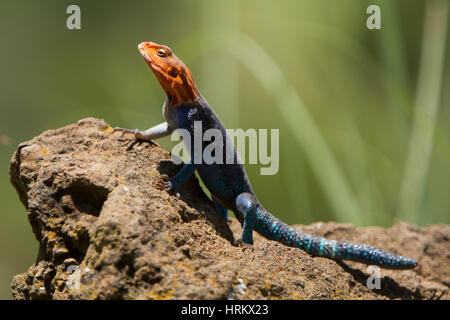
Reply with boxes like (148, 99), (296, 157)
(155, 162), (198, 191)
(114, 122), (174, 141)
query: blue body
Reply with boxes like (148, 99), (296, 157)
(163, 94), (418, 270)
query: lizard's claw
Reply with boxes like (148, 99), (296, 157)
(155, 174), (173, 192)
(114, 127), (138, 137)
(234, 239), (254, 251)
(114, 127), (158, 148)
(114, 127), (138, 147)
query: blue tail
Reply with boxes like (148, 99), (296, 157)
(254, 206), (418, 269)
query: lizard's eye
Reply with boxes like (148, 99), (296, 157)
(157, 49), (166, 57)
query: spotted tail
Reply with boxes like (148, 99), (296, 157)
(254, 206), (417, 269)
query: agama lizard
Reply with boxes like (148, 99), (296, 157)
(114, 41), (418, 269)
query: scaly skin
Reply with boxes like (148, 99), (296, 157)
(114, 41), (418, 269)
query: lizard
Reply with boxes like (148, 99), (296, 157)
(114, 41), (418, 270)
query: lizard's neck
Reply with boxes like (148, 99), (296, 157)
(163, 98), (199, 129)
(153, 65), (199, 107)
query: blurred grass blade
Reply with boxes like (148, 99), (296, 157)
(200, 0), (239, 127)
(397, 0), (448, 223)
(377, 0), (411, 143)
(228, 32), (364, 225)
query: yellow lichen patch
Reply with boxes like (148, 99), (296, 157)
(163, 263), (173, 270)
(208, 277), (220, 287)
(87, 288), (99, 300)
(288, 292), (306, 300)
(69, 230), (78, 240)
(76, 224), (86, 233)
(260, 282), (282, 299)
(331, 283), (348, 300)
(175, 261), (194, 273)
(148, 288), (175, 300)
(172, 210), (182, 222)
(40, 147), (49, 155)
(165, 232), (172, 243)
(53, 246), (69, 255)
(45, 231), (58, 243)
(164, 200), (183, 221)
(116, 174), (127, 185)
(103, 126), (114, 135)
(47, 218), (64, 230)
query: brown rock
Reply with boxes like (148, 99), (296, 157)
(9, 118), (449, 299)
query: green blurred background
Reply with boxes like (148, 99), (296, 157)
(0, 0), (449, 299)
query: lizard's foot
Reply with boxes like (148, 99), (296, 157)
(114, 127), (157, 147)
(234, 239), (254, 251)
(114, 127), (138, 137)
(154, 174), (173, 192)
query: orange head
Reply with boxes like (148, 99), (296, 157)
(138, 41), (198, 107)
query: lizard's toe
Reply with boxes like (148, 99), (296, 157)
(234, 239), (254, 251)
(155, 174), (173, 191)
(114, 127), (138, 137)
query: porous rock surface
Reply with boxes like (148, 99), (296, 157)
(9, 118), (449, 300)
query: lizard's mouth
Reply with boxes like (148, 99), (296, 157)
(138, 42), (152, 64)
(137, 42), (168, 85)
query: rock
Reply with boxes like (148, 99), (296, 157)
(9, 118), (449, 300)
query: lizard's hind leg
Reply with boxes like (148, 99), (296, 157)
(234, 192), (258, 248)
(212, 196), (228, 221)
